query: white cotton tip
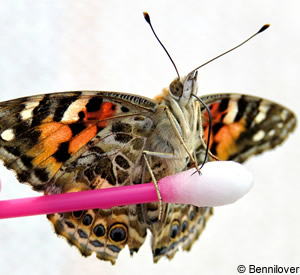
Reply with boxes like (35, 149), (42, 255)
(159, 161), (254, 206)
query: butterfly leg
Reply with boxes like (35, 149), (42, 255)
(142, 152), (163, 220)
(164, 106), (201, 174)
(196, 102), (221, 161)
(142, 150), (179, 220)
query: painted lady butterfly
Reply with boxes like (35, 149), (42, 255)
(0, 15), (296, 264)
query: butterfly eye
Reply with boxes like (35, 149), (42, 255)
(169, 79), (183, 99)
(109, 223), (128, 243)
(170, 221), (180, 239)
(82, 214), (93, 226)
(181, 221), (188, 233)
(72, 210), (84, 219)
(189, 211), (195, 221)
(94, 224), (106, 237)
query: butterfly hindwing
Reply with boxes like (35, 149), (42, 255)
(150, 204), (213, 262)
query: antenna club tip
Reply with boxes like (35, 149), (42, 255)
(258, 24), (270, 34)
(143, 12), (150, 24)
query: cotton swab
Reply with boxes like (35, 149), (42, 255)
(0, 161), (253, 219)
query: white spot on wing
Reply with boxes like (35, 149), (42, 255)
(20, 101), (40, 120)
(252, 130), (265, 142)
(254, 112), (266, 124)
(268, 129), (276, 136)
(1, 129), (15, 141)
(254, 104), (269, 124)
(223, 99), (238, 124)
(61, 99), (89, 123)
(280, 109), (289, 121)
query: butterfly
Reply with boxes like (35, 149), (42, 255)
(0, 14), (296, 264)
(0, 74), (296, 264)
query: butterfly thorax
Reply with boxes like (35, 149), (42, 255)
(146, 77), (201, 181)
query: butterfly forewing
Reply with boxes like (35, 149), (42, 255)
(200, 93), (296, 163)
(0, 91), (158, 263)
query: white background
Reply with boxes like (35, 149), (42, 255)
(0, 1), (299, 275)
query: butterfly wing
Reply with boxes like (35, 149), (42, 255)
(0, 91), (296, 263)
(149, 93), (296, 263)
(150, 203), (213, 262)
(0, 91), (158, 264)
(200, 93), (296, 162)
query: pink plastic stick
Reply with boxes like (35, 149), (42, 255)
(0, 161), (253, 219)
(0, 183), (157, 219)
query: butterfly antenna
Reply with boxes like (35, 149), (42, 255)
(143, 12), (180, 80)
(191, 24), (270, 72)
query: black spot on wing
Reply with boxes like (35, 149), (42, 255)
(24, 130), (41, 148)
(69, 122), (86, 136)
(86, 97), (103, 112)
(181, 221), (188, 232)
(189, 211), (195, 221)
(93, 224), (105, 237)
(110, 227), (126, 242)
(234, 96), (248, 122)
(31, 95), (52, 127)
(96, 126), (105, 133)
(78, 111), (85, 120)
(53, 95), (80, 122)
(20, 155), (34, 169)
(82, 214), (93, 226)
(121, 106), (129, 113)
(73, 210), (84, 219)
(4, 146), (21, 157)
(14, 121), (31, 136)
(108, 245), (121, 253)
(212, 122), (223, 135)
(34, 167), (49, 182)
(169, 241), (179, 250)
(90, 240), (104, 247)
(153, 247), (167, 257)
(130, 248), (139, 255)
(12, 128), (41, 152)
(115, 155), (130, 169)
(111, 121), (132, 133)
(53, 142), (71, 163)
(65, 220), (75, 229)
(114, 133), (132, 143)
(218, 98), (229, 112)
(84, 167), (95, 181)
(17, 171), (30, 183)
(90, 146), (105, 155)
(78, 229), (88, 239)
(170, 223), (180, 239)
(83, 157), (116, 185)
(209, 142), (217, 156)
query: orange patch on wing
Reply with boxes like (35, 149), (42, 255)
(85, 102), (117, 128)
(69, 125), (97, 154)
(213, 121), (246, 160)
(39, 122), (65, 139)
(203, 102), (227, 126)
(30, 123), (72, 165)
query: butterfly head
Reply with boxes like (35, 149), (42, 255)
(169, 70), (198, 106)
